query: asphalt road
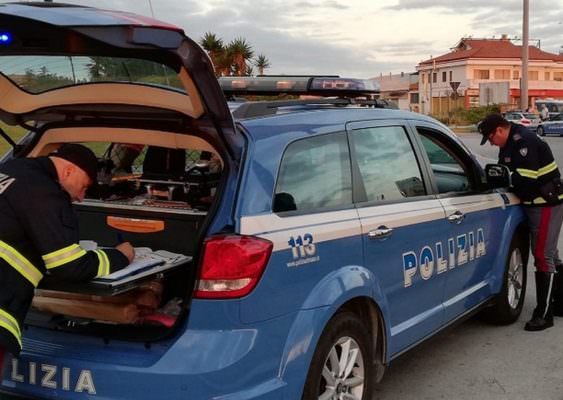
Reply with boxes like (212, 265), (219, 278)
(374, 132), (563, 400)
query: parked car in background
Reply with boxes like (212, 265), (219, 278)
(504, 111), (541, 132)
(535, 99), (563, 119)
(537, 113), (563, 136)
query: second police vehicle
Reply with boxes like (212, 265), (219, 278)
(0, 3), (528, 400)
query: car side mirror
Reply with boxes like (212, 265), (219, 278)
(485, 163), (511, 188)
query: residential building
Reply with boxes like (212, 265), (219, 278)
(372, 72), (419, 111)
(416, 35), (563, 117)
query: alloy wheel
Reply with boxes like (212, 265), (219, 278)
(506, 247), (524, 310)
(318, 336), (365, 400)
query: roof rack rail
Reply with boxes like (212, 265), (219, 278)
(232, 98), (397, 119)
(219, 76), (380, 98)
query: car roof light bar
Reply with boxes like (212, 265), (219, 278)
(219, 76), (380, 97)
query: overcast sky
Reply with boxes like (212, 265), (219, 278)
(9, 0), (563, 78)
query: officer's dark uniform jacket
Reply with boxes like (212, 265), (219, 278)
(0, 157), (128, 356)
(499, 123), (563, 206)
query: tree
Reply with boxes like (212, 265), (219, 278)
(227, 37), (254, 76)
(200, 32), (225, 76)
(254, 54), (271, 75)
(200, 33), (268, 77)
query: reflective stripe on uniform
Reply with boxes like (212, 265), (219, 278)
(516, 168), (538, 179)
(516, 162), (558, 180)
(538, 162), (558, 177)
(42, 244), (86, 269)
(0, 240), (43, 287)
(94, 249), (110, 277)
(0, 308), (21, 349)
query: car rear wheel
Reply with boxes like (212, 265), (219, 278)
(482, 234), (528, 324)
(302, 312), (374, 400)
(537, 126), (545, 136)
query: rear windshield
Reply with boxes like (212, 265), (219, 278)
(0, 55), (183, 94)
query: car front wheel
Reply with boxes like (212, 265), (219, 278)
(302, 312), (373, 400)
(482, 233), (528, 324)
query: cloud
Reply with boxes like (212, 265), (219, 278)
(387, 0), (553, 14)
(2, 0), (562, 76)
(294, 0), (349, 9)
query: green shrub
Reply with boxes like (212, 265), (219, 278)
(454, 105), (500, 125)
(0, 123), (26, 157)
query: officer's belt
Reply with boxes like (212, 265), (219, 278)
(523, 193), (563, 205)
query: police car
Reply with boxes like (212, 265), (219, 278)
(0, 4), (529, 400)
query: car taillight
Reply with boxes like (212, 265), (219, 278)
(194, 234), (273, 299)
(521, 119), (531, 125)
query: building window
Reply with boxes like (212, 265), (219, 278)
(494, 69), (510, 79)
(474, 69), (489, 80)
(554, 72), (563, 81)
(449, 71), (453, 81)
(410, 93), (419, 104)
(528, 71), (539, 80)
(513, 70), (520, 80)
(469, 96), (480, 108)
(433, 72), (437, 83)
(442, 71), (447, 82)
(421, 73), (425, 84)
(545, 71), (551, 80)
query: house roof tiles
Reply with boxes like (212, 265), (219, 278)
(419, 38), (563, 66)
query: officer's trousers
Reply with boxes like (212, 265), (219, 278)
(525, 203), (563, 272)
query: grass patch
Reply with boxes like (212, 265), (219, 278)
(0, 123), (27, 157)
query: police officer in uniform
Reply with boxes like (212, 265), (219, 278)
(479, 113), (563, 331)
(0, 144), (135, 375)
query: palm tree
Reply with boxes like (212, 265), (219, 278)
(227, 38), (254, 76)
(254, 54), (271, 75)
(200, 32), (224, 76)
(215, 51), (234, 77)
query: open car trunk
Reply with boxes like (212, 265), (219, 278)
(0, 3), (239, 343)
(23, 126), (225, 342)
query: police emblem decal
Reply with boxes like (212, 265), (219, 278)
(519, 147), (528, 157)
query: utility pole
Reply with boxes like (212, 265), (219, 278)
(428, 56), (436, 115)
(521, 0), (529, 110)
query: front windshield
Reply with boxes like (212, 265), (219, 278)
(0, 55), (183, 94)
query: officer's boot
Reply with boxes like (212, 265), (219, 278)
(553, 264), (563, 317)
(525, 272), (555, 331)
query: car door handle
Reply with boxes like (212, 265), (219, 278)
(447, 211), (465, 224)
(368, 226), (394, 240)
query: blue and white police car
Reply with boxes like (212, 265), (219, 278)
(0, 3), (528, 400)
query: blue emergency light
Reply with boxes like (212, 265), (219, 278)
(0, 32), (12, 44)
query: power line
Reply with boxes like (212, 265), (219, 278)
(147, 0), (155, 18)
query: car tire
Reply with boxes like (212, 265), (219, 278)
(537, 126), (545, 136)
(482, 234), (528, 325)
(302, 311), (374, 400)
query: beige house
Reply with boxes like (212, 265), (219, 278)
(416, 36), (563, 117)
(372, 72), (419, 111)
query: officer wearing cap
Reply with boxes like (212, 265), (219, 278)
(0, 144), (135, 374)
(479, 113), (563, 331)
